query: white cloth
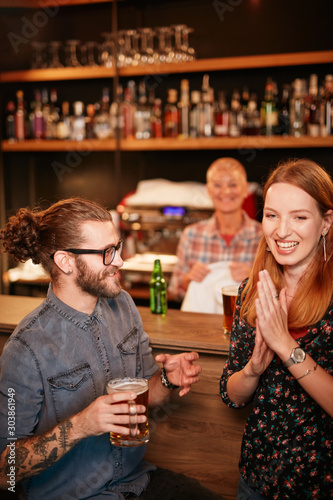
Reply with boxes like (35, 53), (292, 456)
(125, 178), (261, 209)
(180, 261), (240, 314)
(7, 259), (48, 282)
(125, 178), (214, 209)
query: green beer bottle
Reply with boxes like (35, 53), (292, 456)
(149, 259), (167, 315)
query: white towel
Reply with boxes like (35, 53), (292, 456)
(181, 261), (240, 314)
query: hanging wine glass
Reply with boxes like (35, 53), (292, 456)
(80, 43), (88, 66)
(155, 26), (174, 64)
(171, 24), (187, 63)
(65, 40), (82, 67)
(48, 41), (63, 68)
(30, 41), (47, 69)
(131, 31), (141, 66)
(181, 26), (196, 61)
(137, 28), (156, 65)
(100, 32), (115, 67)
(122, 29), (139, 66)
(116, 30), (126, 67)
(85, 41), (98, 66)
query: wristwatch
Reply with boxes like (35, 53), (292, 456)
(283, 347), (306, 368)
(160, 368), (180, 390)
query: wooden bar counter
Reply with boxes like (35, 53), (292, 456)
(0, 295), (250, 499)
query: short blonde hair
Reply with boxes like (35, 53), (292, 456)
(206, 157), (247, 184)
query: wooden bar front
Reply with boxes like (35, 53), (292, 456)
(0, 296), (249, 499)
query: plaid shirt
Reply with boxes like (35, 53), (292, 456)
(168, 211), (262, 300)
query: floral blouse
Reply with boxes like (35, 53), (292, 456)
(220, 281), (333, 499)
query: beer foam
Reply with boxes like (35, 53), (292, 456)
(107, 379), (147, 395)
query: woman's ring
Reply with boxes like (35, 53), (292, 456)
(273, 292), (279, 300)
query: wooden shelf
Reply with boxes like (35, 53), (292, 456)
(0, 0), (113, 7)
(3, 136), (333, 152)
(2, 139), (117, 152)
(0, 66), (115, 83)
(1, 51), (333, 83)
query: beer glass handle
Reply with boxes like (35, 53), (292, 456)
(128, 400), (138, 437)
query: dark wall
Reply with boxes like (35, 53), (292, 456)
(1, 0), (332, 214)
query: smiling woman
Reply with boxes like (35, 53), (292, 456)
(220, 158), (333, 500)
(241, 158), (333, 329)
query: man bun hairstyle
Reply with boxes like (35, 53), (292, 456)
(1, 197), (112, 279)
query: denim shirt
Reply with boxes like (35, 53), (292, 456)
(0, 285), (158, 499)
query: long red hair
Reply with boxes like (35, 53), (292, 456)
(240, 159), (333, 329)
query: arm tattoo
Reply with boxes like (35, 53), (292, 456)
(0, 417), (81, 483)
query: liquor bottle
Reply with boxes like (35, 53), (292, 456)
(14, 90), (26, 141)
(307, 74), (321, 137)
(200, 74), (214, 137)
(110, 84), (124, 139)
(260, 77), (278, 136)
(85, 103), (96, 139)
(214, 90), (229, 137)
(45, 88), (60, 139)
(41, 88), (50, 140)
(149, 259), (167, 315)
(244, 93), (260, 135)
(241, 86), (250, 116)
(134, 80), (152, 139)
(5, 101), (16, 141)
(229, 89), (242, 137)
(71, 101), (86, 141)
(189, 90), (202, 138)
(56, 101), (71, 140)
(32, 89), (44, 140)
(94, 87), (112, 139)
(121, 81), (136, 139)
(151, 98), (163, 138)
(289, 78), (306, 137)
(164, 89), (178, 137)
(321, 74), (333, 136)
(278, 84), (290, 136)
(178, 79), (190, 138)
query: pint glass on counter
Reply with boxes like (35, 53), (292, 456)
(106, 378), (149, 447)
(222, 285), (239, 334)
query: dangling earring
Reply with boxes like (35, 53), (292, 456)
(322, 232), (327, 262)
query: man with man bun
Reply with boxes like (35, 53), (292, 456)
(0, 197), (224, 500)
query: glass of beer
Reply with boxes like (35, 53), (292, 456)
(106, 378), (149, 447)
(222, 285), (239, 334)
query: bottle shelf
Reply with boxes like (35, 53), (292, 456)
(3, 136), (333, 152)
(0, 0), (113, 7)
(0, 66), (116, 83)
(1, 51), (333, 83)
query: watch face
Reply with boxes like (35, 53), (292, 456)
(293, 347), (306, 363)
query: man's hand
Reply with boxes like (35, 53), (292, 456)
(155, 352), (202, 397)
(72, 392), (147, 441)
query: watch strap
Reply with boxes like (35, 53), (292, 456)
(283, 347), (306, 368)
(283, 357), (296, 368)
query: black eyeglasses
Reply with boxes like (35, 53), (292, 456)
(50, 239), (123, 266)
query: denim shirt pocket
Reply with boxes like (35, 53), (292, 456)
(47, 363), (96, 423)
(117, 328), (142, 377)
